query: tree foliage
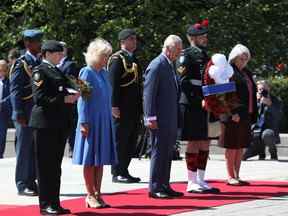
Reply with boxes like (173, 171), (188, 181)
(0, 0), (287, 74)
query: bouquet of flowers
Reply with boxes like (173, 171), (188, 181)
(203, 53), (239, 116)
(65, 75), (92, 100)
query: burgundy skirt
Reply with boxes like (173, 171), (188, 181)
(218, 118), (251, 149)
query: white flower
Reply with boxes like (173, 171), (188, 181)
(208, 53), (234, 84)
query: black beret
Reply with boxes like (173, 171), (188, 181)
(22, 29), (43, 40)
(187, 25), (208, 36)
(118, 28), (136, 40)
(41, 40), (64, 53)
(187, 19), (209, 36)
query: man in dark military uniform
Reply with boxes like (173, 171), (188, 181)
(57, 41), (79, 157)
(107, 28), (142, 183)
(10, 29), (43, 196)
(177, 20), (219, 193)
(29, 40), (79, 215)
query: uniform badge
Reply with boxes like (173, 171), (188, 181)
(177, 66), (186, 75)
(33, 72), (43, 87)
(179, 55), (185, 64)
(58, 86), (63, 92)
(33, 72), (41, 81)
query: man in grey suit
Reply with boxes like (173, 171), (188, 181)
(144, 35), (184, 199)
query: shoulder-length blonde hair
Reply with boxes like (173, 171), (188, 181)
(84, 38), (112, 66)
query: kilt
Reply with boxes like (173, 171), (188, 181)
(178, 104), (208, 141)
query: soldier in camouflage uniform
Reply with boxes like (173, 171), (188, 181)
(177, 20), (219, 193)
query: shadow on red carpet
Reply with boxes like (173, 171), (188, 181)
(1, 180), (288, 216)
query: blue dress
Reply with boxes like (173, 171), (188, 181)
(73, 66), (117, 166)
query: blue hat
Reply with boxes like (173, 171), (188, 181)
(22, 29), (43, 40)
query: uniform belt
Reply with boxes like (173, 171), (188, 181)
(189, 79), (202, 86)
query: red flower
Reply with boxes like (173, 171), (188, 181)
(201, 19), (209, 27)
(276, 63), (285, 72)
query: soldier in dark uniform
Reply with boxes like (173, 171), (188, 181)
(29, 40), (79, 215)
(107, 29), (142, 183)
(10, 29), (43, 196)
(177, 20), (219, 193)
(57, 42), (79, 157)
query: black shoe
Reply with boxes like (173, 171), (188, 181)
(40, 206), (59, 215)
(164, 187), (184, 197)
(127, 174), (141, 183)
(112, 175), (140, 183)
(258, 157), (265, 160)
(56, 206), (71, 214)
(202, 187), (221, 194)
(18, 188), (38, 196)
(148, 192), (173, 199)
(112, 175), (133, 183)
(40, 205), (71, 215)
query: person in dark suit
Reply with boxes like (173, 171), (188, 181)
(10, 29), (43, 196)
(0, 60), (12, 158)
(144, 35), (184, 199)
(107, 29), (142, 183)
(29, 40), (79, 215)
(243, 80), (282, 161)
(57, 42), (79, 157)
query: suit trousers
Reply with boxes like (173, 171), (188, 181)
(149, 129), (174, 193)
(0, 112), (9, 158)
(111, 115), (139, 177)
(14, 121), (36, 192)
(34, 128), (67, 208)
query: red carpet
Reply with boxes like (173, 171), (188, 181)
(1, 180), (288, 216)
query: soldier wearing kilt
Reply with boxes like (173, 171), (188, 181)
(177, 20), (219, 193)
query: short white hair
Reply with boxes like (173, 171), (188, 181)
(162, 35), (182, 52)
(84, 38), (112, 66)
(228, 44), (251, 63)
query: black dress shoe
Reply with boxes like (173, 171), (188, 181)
(148, 192), (173, 199)
(112, 175), (140, 183)
(56, 206), (71, 214)
(40, 205), (71, 215)
(202, 187), (221, 194)
(18, 188), (38, 196)
(40, 206), (59, 215)
(126, 174), (141, 183)
(112, 175), (130, 183)
(164, 188), (184, 197)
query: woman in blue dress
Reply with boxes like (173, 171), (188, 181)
(73, 38), (117, 208)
